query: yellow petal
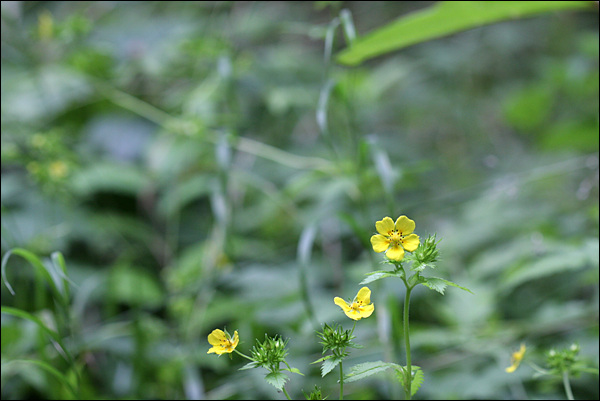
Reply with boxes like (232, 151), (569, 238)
(370, 234), (390, 253)
(375, 217), (395, 235)
(515, 344), (526, 359)
(401, 234), (420, 252)
(207, 329), (226, 346)
(355, 287), (371, 306)
(505, 364), (518, 373)
(394, 216), (415, 235)
(386, 244), (405, 261)
(232, 331), (239, 349)
(334, 297), (351, 313)
(359, 303), (375, 319)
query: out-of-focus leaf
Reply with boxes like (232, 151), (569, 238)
(70, 163), (152, 196)
(109, 265), (165, 309)
(336, 1), (595, 65)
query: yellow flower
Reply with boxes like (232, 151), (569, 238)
(505, 343), (526, 373)
(207, 329), (239, 355)
(370, 216), (420, 261)
(334, 287), (375, 321)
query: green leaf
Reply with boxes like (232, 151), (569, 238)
(336, 1), (595, 65)
(2, 359), (78, 398)
(284, 367), (304, 376)
(1, 307), (74, 365)
(239, 361), (258, 370)
(411, 367), (424, 396)
(1, 248), (68, 307)
(421, 277), (448, 294)
(360, 270), (404, 285)
(422, 277), (473, 295)
(344, 361), (401, 383)
(321, 356), (343, 377)
(264, 371), (289, 391)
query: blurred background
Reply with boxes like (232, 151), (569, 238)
(1, 1), (598, 399)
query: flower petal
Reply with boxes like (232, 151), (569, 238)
(401, 234), (420, 252)
(355, 287), (371, 306)
(334, 297), (351, 313)
(394, 216), (415, 235)
(231, 331), (239, 349)
(370, 234), (390, 253)
(376, 217), (395, 235)
(386, 244), (405, 261)
(207, 329), (226, 346)
(359, 303), (375, 319)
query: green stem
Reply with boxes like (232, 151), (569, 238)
(403, 280), (413, 400)
(562, 371), (574, 400)
(339, 360), (344, 400)
(282, 386), (292, 400)
(233, 349), (255, 362)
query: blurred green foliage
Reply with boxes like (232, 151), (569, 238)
(1, 1), (598, 400)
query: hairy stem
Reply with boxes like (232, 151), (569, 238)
(562, 371), (574, 400)
(282, 386), (292, 400)
(339, 360), (344, 400)
(403, 284), (413, 400)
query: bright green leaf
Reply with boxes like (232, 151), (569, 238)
(337, 1), (595, 65)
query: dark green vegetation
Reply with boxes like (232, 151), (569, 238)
(1, 1), (598, 399)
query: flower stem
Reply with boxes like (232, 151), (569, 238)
(233, 349), (255, 362)
(339, 360), (344, 400)
(562, 371), (574, 400)
(282, 386), (292, 400)
(403, 284), (413, 400)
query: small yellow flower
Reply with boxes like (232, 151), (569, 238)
(334, 287), (375, 321)
(505, 343), (526, 373)
(207, 329), (239, 355)
(370, 216), (420, 261)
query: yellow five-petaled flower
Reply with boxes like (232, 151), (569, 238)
(334, 287), (375, 320)
(505, 343), (526, 373)
(207, 329), (239, 355)
(370, 216), (420, 261)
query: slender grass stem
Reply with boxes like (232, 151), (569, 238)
(562, 371), (574, 400)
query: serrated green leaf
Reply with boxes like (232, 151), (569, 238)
(264, 371), (289, 390)
(321, 356), (343, 377)
(239, 361), (258, 370)
(411, 367), (424, 396)
(396, 365), (424, 397)
(360, 271), (403, 285)
(284, 367), (304, 376)
(422, 277), (473, 294)
(344, 361), (401, 383)
(422, 277), (448, 294)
